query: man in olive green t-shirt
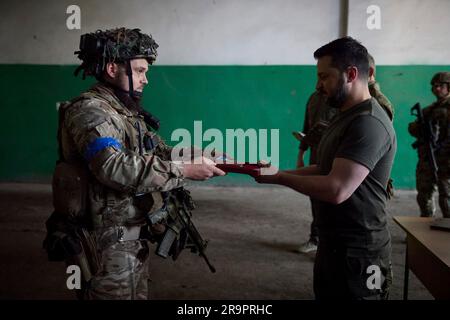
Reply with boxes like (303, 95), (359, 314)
(256, 37), (396, 300)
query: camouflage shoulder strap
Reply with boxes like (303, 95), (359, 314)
(56, 96), (89, 161)
(81, 90), (129, 116)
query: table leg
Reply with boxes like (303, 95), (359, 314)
(403, 241), (409, 300)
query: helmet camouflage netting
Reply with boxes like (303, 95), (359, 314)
(74, 27), (159, 79)
(431, 72), (450, 85)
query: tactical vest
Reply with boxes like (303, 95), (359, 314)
(369, 81), (394, 121)
(54, 85), (166, 230)
(430, 98), (450, 158)
(416, 98), (450, 162)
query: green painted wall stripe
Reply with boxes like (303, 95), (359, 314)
(1, 64), (448, 188)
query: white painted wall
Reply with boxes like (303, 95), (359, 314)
(0, 0), (340, 65)
(348, 0), (450, 65)
(1, 0), (449, 65)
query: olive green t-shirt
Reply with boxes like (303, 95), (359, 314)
(316, 98), (397, 250)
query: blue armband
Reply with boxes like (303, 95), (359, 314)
(84, 137), (122, 162)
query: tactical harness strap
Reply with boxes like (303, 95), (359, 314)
(57, 89), (166, 242)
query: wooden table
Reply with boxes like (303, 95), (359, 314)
(393, 216), (450, 300)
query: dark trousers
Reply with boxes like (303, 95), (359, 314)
(309, 198), (319, 243)
(313, 242), (392, 300)
(308, 153), (319, 243)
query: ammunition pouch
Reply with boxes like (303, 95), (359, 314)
(66, 228), (100, 283)
(143, 132), (161, 152)
(52, 161), (88, 220)
(43, 211), (81, 261)
(46, 160), (98, 281)
(75, 228), (101, 281)
(43, 212), (101, 282)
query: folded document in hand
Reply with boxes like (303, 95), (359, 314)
(216, 162), (269, 177)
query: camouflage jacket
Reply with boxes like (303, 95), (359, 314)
(299, 91), (337, 151)
(369, 81), (394, 121)
(408, 96), (450, 161)
(57, 83), (185, 229)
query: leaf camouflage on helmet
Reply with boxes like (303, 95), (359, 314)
(430, 72), (450, 85)
(74, 27), (159, 79)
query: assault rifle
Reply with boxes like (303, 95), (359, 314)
(410, 102), (439, 180)
(155, 188), (216, 273)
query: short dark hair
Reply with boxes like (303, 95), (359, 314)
(368, 53), (376, 77)
(314, 37), (369, 80)
(367, 53), (375, 68)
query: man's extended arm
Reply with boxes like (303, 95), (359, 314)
(283, 164), (321, 176)
(257, 158), (369, 204)
(66, 101), (224, 193)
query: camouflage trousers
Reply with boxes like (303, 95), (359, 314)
(85, 239), (150, 300)
(416, 159), (450, 218)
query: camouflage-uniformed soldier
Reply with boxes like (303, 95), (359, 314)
(368, 54), (394, 121)
(408, 72), (450, 217)
(368, 54), (395, 199)
(297, 91), (337, 167)
(296, 91), (336, 253)
(46, 28), (224, 300)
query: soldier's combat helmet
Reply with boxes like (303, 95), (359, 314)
(74, 27), (158, 83)
(431, 72), (450, 86)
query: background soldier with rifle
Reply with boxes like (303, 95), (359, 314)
(408, 72), (450, 218)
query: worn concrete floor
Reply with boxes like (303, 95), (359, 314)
(0, 182), (436, 300)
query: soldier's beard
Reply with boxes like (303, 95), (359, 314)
(326, 78), (348, 109)
(112, 86), (145, 114)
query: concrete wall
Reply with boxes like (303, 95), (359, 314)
(1, 0), (450, 188)
(3, 0), (450, 65)
(0, 0), (340, 65)
(348, 0), (450, 64)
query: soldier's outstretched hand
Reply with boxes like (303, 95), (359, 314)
(183, 157), (226, 180)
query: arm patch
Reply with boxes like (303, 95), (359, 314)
(84, 137), (122, 162)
